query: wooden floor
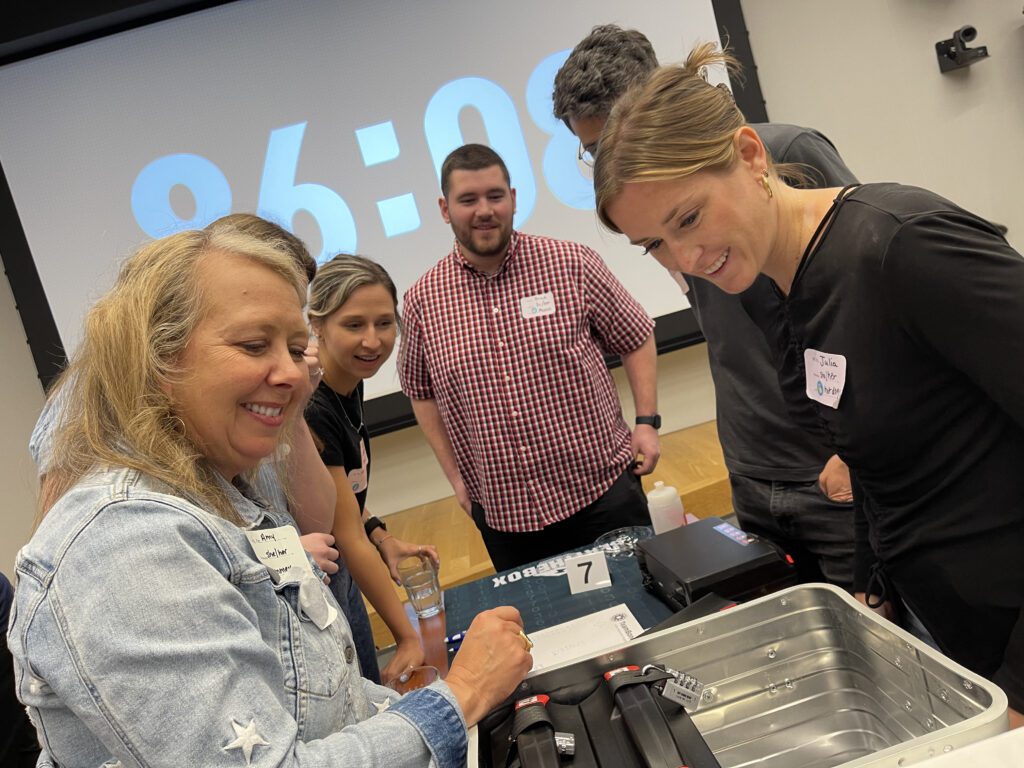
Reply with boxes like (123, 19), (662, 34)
(366, 419), (731, 647)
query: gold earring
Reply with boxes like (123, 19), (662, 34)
(760, 169), (773, 199)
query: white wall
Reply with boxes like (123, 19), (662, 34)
(0, 259), (45, 577)
(742, 0), (1023, 253)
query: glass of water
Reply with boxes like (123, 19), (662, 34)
(397, 555), (444, 618)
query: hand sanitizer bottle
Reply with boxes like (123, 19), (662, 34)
(647, 481), (686, 534)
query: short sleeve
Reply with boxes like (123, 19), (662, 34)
(397, 289), (434, 400)
(304, 393), (349, 468)
(579, 246), (654, 356)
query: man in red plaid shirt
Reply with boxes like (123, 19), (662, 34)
(398, 144), (660, 570)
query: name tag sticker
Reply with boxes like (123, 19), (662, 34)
(246, 525), (337, 629)
(347, 438), (369, 493)
(804, 348), (847, 409)
(520, 292), (556, 319)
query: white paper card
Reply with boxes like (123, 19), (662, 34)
(565, 551), (611, 594)
(804, 348), (847, 409)
(528, 604), (643, 671)
(467, 725), (480, 768)
(520, 291), (556, 318)
(246, 525), (337, 629)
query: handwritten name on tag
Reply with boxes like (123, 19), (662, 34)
(246, 525), (337, 629)
(804, 348), (847, 409)
(520, 292), (555, 319)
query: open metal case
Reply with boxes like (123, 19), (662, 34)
(474, 584), (1007, 767)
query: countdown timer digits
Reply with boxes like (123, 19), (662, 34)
(130, 50), (595, 261)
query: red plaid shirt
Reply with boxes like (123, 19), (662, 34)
(398, 232), (654, 532)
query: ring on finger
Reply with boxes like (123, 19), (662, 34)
(518, 630), (533, 652)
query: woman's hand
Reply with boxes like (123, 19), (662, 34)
(445, 607), (533, 727)
(380, 635), (426, 685)
(300, 532), (340, 580)
(377, 536), (441, 585)
(303, 339), (323, 399)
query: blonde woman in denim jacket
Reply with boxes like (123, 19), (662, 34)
(10, 226), (531, 766)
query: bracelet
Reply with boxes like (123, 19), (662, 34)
(363, 515), (387, 538)
(373, 534), (393, 549)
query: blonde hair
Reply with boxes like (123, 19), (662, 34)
(41, 228), (307, 523)
(594, 43), (749, 231)
(308, 253), (400, 331)
(205, 213), (317, 282)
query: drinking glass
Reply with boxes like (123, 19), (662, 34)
(397, 555), (443, 618)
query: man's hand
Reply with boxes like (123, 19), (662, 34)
(631, 424), (661, 475)
(452, 476), (472, 516)
(377, 536), (441, 585)
(819, 454), (854, 502)
(300, 532), (340, 581)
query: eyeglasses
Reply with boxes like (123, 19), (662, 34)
(577, 141), (597, 167)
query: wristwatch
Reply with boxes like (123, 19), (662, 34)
(363, 516), (387, 539)
(635, 414), (662, 430)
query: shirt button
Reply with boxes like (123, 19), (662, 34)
(511, 411), (519, 417)
(345, 645), (355, 664)
(497, 341), (505, 348)
(505, 375), (511, 382)
(492, 307), (500, 314)
(520, 446), (528, 453)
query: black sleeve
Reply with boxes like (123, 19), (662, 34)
(304, 396), (348, 468)
(886, 211), (1024, 429)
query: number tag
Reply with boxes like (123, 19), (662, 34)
(565, 551), (611, 595)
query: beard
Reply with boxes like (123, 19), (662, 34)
(454, 220), (512, 262)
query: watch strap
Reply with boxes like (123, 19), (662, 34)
(363, 516), (387, 538)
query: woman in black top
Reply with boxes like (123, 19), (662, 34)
(306, 254), (439, 685)
(593, 43), (1024, 725)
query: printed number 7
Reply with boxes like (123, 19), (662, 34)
(577, 560), (592, 584)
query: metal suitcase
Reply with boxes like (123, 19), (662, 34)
(497, 584), (1007, 767)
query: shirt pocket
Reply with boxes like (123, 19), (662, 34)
(272, 580), (350, 699)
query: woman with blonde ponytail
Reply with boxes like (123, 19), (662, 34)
(596, 42), (1024, 728)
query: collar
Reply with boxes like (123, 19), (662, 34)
(215, 472), (272, 529)
(451, 231), (521, 278)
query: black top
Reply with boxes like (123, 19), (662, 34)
(305, 380), (371, 513)
(684, 122), (859, 480)
(743, 183), (1024, 700)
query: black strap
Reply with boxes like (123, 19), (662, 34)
(605, 668), (674, 698)
(363, 516), (387, 538)
(657, 695), (722, 768)
(509, 703), (554, 742)
(865, 561), (891, 609)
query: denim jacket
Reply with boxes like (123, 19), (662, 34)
(9, 467), (468, 767)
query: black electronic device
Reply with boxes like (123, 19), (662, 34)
(636, 517), (796, 610)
